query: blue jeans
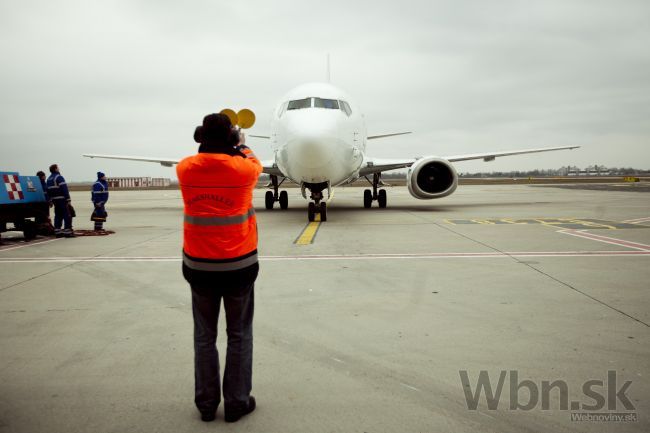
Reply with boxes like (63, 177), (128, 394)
(190, 281), (254, 413)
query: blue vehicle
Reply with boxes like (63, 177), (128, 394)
(0, 171), (49, 241)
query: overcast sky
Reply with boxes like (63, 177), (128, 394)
(1, 0), (649, 181)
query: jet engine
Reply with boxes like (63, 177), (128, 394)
(407, 157), (458, 199)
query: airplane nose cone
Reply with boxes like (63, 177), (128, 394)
(290, 137), (333, 169)
(285, 113), (339, 169)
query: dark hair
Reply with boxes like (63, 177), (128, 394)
(36, 171), (45, 178)
(49, 164), (58, 173)
(196, 113), (239, 153)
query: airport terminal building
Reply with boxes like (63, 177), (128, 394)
(107, 177), (171, 188)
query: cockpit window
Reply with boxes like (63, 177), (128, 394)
(283, 97), (349, 115)
(287, 98), (312, 110)
(314, 98), (339, 109)
(278, 101), (289, 117)
(340, 100), (352, 116)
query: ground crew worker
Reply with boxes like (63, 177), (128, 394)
(36, 171), (48, 201)
(46, 164), (74, 238)
(35, 170), (50, 224)
(177, 113), (262, 423)
(91, 171), (109, 231)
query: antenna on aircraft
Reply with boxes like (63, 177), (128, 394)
(326, 53), (331, 83)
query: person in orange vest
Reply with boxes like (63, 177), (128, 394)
(177, 113), (262, 423)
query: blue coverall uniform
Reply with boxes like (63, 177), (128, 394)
(38, 177), (48, 201)
(46, 172), (73, 236)
(35, 176), (50, 224)
(91, 177), (109, 230)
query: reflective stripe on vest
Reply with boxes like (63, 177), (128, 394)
(93, 181), (106, 192)
(183, 250), (258, 271)
(184, 207), (255, 226)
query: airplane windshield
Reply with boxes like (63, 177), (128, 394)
(314, 98), (339, 109)
(283, 97), (346, 114)
(287, 98), (312, 110)
(340, 100), (352, 116)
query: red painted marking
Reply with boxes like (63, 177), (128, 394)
(561, 229), (650, 251)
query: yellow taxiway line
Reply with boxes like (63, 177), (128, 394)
(295, 214), (321, 245)
(294, 189), (334, 245)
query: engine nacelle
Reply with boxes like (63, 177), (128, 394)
(407, 157), (458, 199)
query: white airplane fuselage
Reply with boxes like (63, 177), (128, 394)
(270, 82), (366, 187)
(82, 81), (580, 221)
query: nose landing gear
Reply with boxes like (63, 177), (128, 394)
(307, 201), (327, 222)
(303, 182), (329, 222)
(265, 175), (289, 210)
(363, 173), (388, 208)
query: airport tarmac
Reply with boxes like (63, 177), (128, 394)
(0, 184), (648, 433)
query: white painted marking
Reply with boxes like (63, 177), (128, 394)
(0, 238), (61, 252)
(330, 357), (344, 363)
(623, 217), (650, 223)
(558, 230), (650, 251)
(1, 250), (650, 264)
(573, 231), (650, 249)
(400, 383), (420, 392)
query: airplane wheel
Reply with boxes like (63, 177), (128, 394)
(265, 191), (274, 210)
(320, 202), (327, 222)
(363, 189), (372, 208)
(22, 220), (37, 241)
(378, 189), (387, 208)
(279, 191), (288, 210)
(308, 202), (316, 222)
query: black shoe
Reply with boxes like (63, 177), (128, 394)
(200, 410), (216, 422)
(64, 233), (76, 238)
(55, 233), (64, 238)
(224, 396), (256, 423)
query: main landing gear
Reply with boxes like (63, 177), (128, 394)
(303, 182), (329, 222)
(364, 173), (387, 208)
(265, 175), (289, 210)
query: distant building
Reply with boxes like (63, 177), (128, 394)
(565, 165), (611, 176)
(107, 177), (172, 188)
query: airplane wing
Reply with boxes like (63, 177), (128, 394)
(442, 145), (581, 163)
(358, 145), (580, 177)
(82, 153), (283, 176)
(367, 132), (412, 140)
(83, 153), (179, 167)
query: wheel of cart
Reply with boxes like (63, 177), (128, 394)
(22, 220), (37, 241)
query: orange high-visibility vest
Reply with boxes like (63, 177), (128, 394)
(177, 148), (262, 271)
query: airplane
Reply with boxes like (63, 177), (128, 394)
(84, 82), (579, 222)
